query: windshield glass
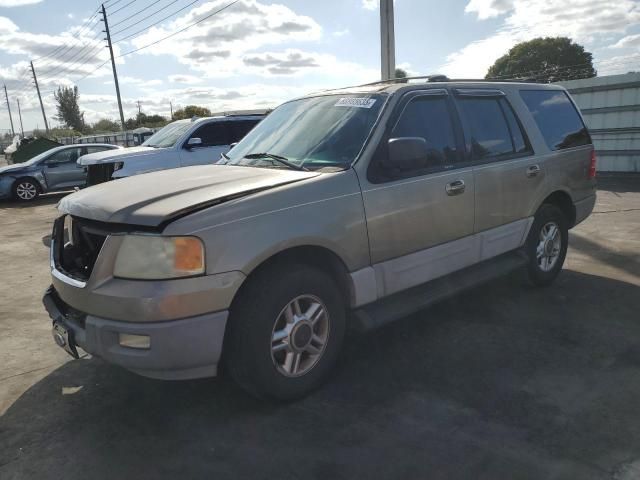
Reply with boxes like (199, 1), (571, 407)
(223, 93), (385, 170)
(142, 121), (192, 148)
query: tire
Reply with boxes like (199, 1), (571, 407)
(12, 178), (40, 202)
(224, 263), (346, 400)
(524, 204), (569, 286)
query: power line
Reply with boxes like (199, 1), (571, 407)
(112, 0), (202, 43)
(108, 0), (138, 16)
(111, 0), (182, 32)
(117, 0), (239, 55)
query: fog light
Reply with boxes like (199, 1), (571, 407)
(118, 333), (150, 349)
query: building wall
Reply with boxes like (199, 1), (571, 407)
(558, 73), (640, 172)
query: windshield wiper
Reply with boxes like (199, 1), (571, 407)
(243, 152), (309, 171)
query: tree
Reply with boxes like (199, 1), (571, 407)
(486, 37), (596, 83)
(54, 86), (85, 132)
(395, 68), (408, 83)
(172, 105), (212, 120)
(91, 118), (121, 133)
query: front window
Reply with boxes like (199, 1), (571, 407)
(223, 94), (386, 170)
(142, 121), (192, 148)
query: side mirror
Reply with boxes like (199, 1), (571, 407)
(385, 137), (430, 171)
(186, 137), (203, 149)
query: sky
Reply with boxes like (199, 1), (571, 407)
(0, 0), (639, 133)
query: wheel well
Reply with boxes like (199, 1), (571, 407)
(541, 191), (576, 226)
(12, 177), (42, 193)
(240, 246), (353, 306)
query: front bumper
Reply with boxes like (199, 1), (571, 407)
(43, 286), (228, 380)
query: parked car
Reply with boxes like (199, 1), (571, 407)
(0, 143), (121, 201)
(79, 114), (265, 185)
(43, 80), (596, 399)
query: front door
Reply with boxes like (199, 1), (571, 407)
(43, 147), (86, 189)
(361, 90), (475, 297)
(180, 121), (230, 166)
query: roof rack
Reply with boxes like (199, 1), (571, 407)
(317, 74), (539, 94)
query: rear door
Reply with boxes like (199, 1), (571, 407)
(361, 89), (475, 297)
(454, 89), (540, 247)
(43, 147), (85, 189)
(180, 121), (230, 166)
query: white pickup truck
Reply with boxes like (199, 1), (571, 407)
(80, 113), (265, 185)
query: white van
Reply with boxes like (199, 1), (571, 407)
(80, 113), (265, 185)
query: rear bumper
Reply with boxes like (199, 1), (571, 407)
(573, 193), (596, 227)
(43, 286), (228, 380)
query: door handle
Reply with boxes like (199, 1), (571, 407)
(445, 179), (466, 196)
(526, 165), (541, 177)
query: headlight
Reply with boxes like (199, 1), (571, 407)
(113, 235), (205, 280)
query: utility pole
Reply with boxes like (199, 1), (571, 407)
(16, 98), (24, 138)
(30, 61), (49, 134)
(101, 3), (125, 132)
(3, 85), (15, 137)
(170, 101), (173, 120)
(137, 100), (141, 115)
(380, 0), (396, 81)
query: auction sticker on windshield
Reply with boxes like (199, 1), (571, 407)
(334, 97), (377, 108)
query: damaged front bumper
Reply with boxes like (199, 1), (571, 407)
(43, 286), (229, 380)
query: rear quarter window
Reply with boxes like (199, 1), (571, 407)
(520, 90), (591, 151)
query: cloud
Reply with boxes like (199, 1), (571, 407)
(362, 0), (377, 10)
(610, 34), (640, 49)
(130, 0), (323, 77)
(0, 15), (113, 90)
(465, 0), (514, 19)
(333, 28), (350, 37)
(0, 0), (42, 6)
(441, 0), (640, 78)
(242, 50), (320, 75)
(168, 74), (203, 84)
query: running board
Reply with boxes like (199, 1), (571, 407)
(351, 250), (528, 332)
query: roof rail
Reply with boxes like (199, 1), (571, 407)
(316, 74), (541, 95)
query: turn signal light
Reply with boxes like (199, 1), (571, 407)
(174, 237), (205, 272)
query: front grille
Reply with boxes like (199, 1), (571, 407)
(53, 216), (108, 281)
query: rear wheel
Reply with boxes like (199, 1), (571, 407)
(525, 204), (568, 286)
(224, 264), (346, 400)
(13, 178), (40, 201)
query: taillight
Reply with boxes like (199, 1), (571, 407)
(588, 150), (597, 179)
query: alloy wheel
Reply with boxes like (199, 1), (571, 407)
(536, 221), (562, 272)
(16, 182), (37, 200)
(270, 294), (330, 377)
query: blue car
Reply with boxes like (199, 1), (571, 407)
(0, 143), (121, 201)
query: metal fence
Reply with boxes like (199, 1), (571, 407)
(558, 73), (640, 172)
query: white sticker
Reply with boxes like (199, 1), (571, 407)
(334, 97), (377, 108)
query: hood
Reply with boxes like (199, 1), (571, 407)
(58, 165), (319, 227)
(78, 146), (158, 165)
(0, 163), (31, 175)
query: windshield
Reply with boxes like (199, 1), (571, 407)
(223, 93), (385, 170)
(142, 121), (192, 148)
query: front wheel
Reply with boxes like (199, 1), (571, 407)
(13, 178), (40, 201)
(525, 204), (569, 286)
(224, 264), (346, 400)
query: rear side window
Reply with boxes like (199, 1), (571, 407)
(392, 96), (459, 169)
(191, 122), (230, 147)
(228, 120), (260, 143)
(457, 97), (528, 160)
(520, 90), (591, 150)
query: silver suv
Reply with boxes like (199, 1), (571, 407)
(43, 80), (596, 399)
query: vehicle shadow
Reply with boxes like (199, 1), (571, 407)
(2, 270), (640, 480)
(0, 192), (68, 209)
(597, 173), (640, 194)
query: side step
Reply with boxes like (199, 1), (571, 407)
(351, 249), (528, 332)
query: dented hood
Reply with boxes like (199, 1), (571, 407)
(58, 165), (318, 227)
